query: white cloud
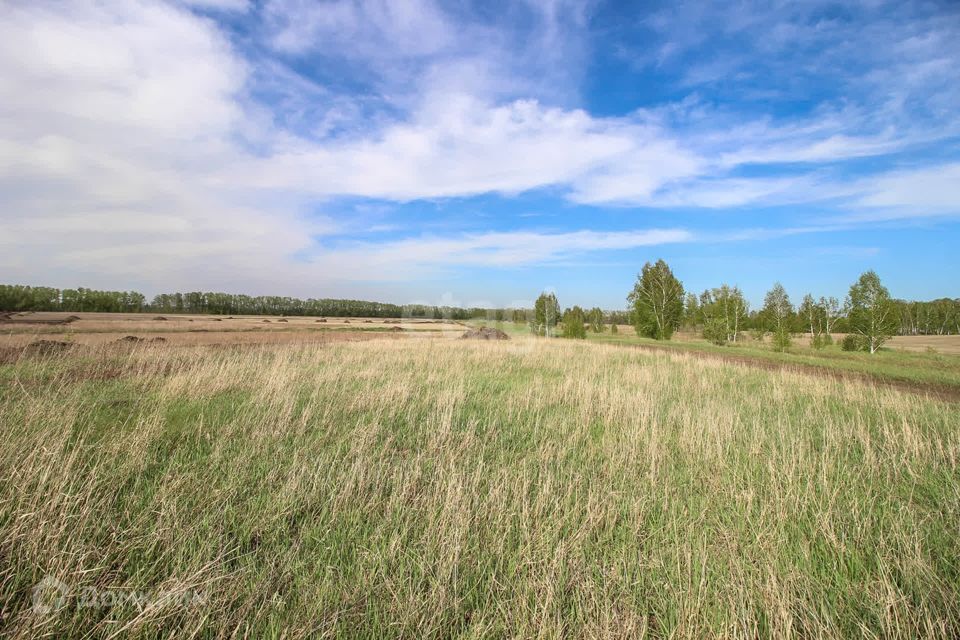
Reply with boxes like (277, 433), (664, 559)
(1, 0), (958, 298)
(0, 0), (322, 290)
(308, 228), (694, 280)
(265, 0), (455, 57)
(231, 96), (690, 200)
(178, 0), (251, 11)
(846, 163), (960, 217)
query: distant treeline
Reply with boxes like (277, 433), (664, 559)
(0, 284), (484, 320)
(2, 283), (958, 335)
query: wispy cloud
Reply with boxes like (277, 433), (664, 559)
(307, 228), (694, 280)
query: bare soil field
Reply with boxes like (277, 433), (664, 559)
(0, 312), (466, 347)
(885, 334), (960, 354)
(607, 326), (960, 355)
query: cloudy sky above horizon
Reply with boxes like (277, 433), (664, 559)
(1, 0), (958, 309)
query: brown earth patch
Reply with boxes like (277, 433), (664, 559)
(25, 339), (75, 355)
(114, 336), (167, 344)
(461, 327), (510, 340)
(0, 314), (80, 326)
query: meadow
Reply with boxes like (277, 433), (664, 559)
(468, 319), (960, 395)
(1, 328), (958, 638)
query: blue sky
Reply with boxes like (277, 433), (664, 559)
(1, 0), (958, 309)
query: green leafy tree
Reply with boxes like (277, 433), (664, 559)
(699, 285), (749, 345)
(683, 293), (700, 329)
(819, 296), (840, 344)
(587, 307), (604, 333)
(847, 271), (898, 354)
(798, 293), (827, 348)
(561, 306), (587, 339)
(762, 282), (793, 352)
(627, 259), (684, 340)
(610, 321), (618, 334)
(532, 292), (560, 337)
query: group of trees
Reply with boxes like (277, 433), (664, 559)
(0, 285), (146, 313)
(897, 299), (960, 336)
(623, 262), (918, 353)
(529, 294), (613, 340)
(524, 262), (955, 355)
(0, 285), (489, 320)
(149, 292), (485, 319)
(688, 285), (750, 346)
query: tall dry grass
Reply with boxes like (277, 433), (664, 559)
(1, 337), (957, 638)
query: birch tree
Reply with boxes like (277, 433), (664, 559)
(532, 293), (560, 337)
(627, 260), (684, 340)
(762, 282), (793, 352)
(847, 271), (898, 354)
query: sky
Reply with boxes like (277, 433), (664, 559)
(1, 0), (958, 310)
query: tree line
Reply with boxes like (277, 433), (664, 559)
(531, 261), (959, 353)
(0, 285), (483, 319)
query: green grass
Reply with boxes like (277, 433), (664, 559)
(1, 339), (958, 638)
(590, 331), (960, 389)
(473, 320), (960, 390)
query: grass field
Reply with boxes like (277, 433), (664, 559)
(467, 320), (960, 394)
(1, 334), (958, 638)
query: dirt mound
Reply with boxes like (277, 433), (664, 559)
(262, 319), (271, 323)
(460, 327), (509, 340)
(115, 336), (167, 344)
(277, 319), (288, 323)
(153, 316), (168, 321)
(316, 319), (327, 323)
(25, 340), (75, 355)
(1, 314), (80, 326)
(388, 326), (404, 332)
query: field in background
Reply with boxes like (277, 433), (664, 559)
(1, 335), (958, 638)
(0, 311), (466, 347)
(467, 320), (960, 393)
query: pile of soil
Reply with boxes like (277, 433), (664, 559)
(316, 319), (327, 323)
(388, 326), (404, 332)
(25, 340), (75, 355)
(262, 319), (271, 323)
(115, 336), (167, 344)
(0, 314), (80, 326)
(460, 327), (510, 340)
(277, 319), (288, 323)
(153, 316), (168, 321)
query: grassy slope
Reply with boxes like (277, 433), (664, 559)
(475, 321), (960, 390)
(1, 339), (958, 638)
